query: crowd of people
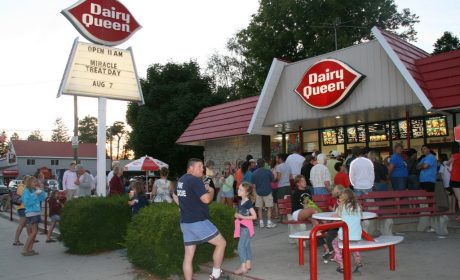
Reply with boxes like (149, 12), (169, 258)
(6, 144), (459, 278)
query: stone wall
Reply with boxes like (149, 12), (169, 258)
(203, 135), (263, 173)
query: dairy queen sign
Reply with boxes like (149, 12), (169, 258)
(294, 59), (365, 109)
(62, 0), (141, 46)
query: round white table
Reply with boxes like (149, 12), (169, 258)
(312, 211), (377, 221)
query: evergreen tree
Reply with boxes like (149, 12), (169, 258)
(27, 130), (43, 141)
(51, 118), (70, 142)
(10, 132), (20, 141)
(433, 31), (460, 54)
(78, 115), (98, 143)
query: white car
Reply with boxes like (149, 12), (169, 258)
(8, 180), (22, 189)
(45, 179), (59, 191)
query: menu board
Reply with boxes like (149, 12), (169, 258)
(346, 126), (358, 143)
(426, 116), (448, 137)
(337, 127), (345, 144)
(369, 122), (389, 142)
(398, 120), (408, 139)
(357, 125), (366, 142)
(391, 122), (399, 140)
(411, 119), (424, 138)
(322, 129), (337, 145)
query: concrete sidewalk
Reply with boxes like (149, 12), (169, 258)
(1, 213), (460, 280)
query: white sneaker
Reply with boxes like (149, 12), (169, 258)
(259, 221), (265, 228)
(266, 221), (277, 228)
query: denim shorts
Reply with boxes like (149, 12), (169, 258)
(180, 219), (219, 246)
(220, 189), (234, 198)
(26, 215), (41, 225)
(17, 208), (26, 218)
(50, 214), (60, 222)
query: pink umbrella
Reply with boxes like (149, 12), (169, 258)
(123, 155), (168, 194)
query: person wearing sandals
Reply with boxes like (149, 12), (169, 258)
(175, 158), (227, 280)
(13, 176), (30, 246)
(46, 190), (64, 243)
(21, 176), (46, 256)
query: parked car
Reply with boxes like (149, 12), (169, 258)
(45, 179), (59, 193)
(8, 180), (22, 189)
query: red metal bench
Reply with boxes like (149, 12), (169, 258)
(357, 190), (452, 235)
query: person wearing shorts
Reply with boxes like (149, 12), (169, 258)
(13, 178), (29, 246)
(175, 158), (227, 280)
(275, 153), (292, 201)
(21, 176), (46, 256)
(252, 158), (276, 228)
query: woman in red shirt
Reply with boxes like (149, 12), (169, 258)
(449, 144), (460, 221)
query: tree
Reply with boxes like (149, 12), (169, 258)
(10, 132), (20, 141)
(433, 31), (460, 54)
(78, 115), (98, 143)
(27, 130), (43, 141)
(0, 131), (8, 158)
(217, 0), (419, 97)
(127, 61), (226, 176)
(106, 121), (126, 160)
(51, 118), (70, 142)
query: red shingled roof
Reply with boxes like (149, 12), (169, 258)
(176, 96), (259, 144)
(416, 50), (460, 109)
(378, 28), (460, 109)
(12, 140), (96, 158)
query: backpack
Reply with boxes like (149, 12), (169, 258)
(11, 192), (22, 206)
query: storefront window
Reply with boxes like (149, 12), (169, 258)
(303, 130), (319, 153)
(270, 135), (282, 157)
(287, 132), (300, 154)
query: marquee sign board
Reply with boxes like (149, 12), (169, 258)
(58, 39), (144, 103)
(294, 59), (365, 109)
(62, 0), (141, 46)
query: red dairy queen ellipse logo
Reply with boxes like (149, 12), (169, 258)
(294, 59), (365, 109)
(62, 0), (141, 46)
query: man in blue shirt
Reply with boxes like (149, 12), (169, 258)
(388, 143), (408, 190)
(252, 158), (276, 228)
(417, 145), (437, 192)
(176, 158), (227, 280)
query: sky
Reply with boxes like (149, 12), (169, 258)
(0, 0), (459, 141)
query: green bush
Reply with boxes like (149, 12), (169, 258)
(125, 203), (236, 278)
(60, 195), (131, 254)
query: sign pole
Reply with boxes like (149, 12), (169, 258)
(97, 97), (107, 196)
(73, 95), (79, 162)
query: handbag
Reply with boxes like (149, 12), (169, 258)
(11, 192), (22, 206)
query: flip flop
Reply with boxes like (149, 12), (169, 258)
(13, 241), (24, 246)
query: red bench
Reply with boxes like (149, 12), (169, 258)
(357, 190), (452, 235)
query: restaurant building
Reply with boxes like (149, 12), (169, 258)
(177, 27), (460, 171)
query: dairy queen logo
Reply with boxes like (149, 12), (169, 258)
(294, 59), (365, 109)
(62, 0), (141, 46)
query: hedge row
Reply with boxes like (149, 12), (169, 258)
(59, 195), (131, 254)
(125, 203), (236, 278)
(59, 197), (236, 277)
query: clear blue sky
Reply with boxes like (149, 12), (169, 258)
(0, 0), (458, 140)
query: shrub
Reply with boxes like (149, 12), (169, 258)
(125, 203), (236, 278)
(60, 195), (131, 254)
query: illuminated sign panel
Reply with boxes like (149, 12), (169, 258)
(294, 59), (365, 109)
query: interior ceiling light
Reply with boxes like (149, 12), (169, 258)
(357, 119), (362, 123)
(335, 116), (341, 119)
